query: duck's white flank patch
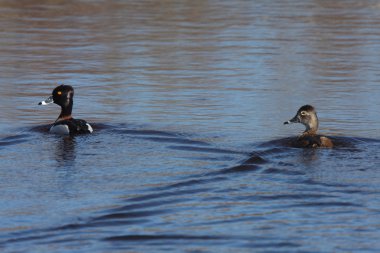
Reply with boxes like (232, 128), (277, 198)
(86, 123), (93, 133)
(50, 124), (70, 135)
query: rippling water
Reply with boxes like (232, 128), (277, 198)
(1, 1), (380, 252)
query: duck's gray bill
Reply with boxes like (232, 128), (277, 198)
(38, 96), (53, 105)
(283, 116), (299, 125)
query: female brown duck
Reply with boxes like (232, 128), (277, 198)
(284, 105), (333, 148)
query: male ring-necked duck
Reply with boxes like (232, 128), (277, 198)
(284, 105), (333, 148)
(38, 84), (93, 135)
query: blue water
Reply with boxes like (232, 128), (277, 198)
(1, 1), (380, 252)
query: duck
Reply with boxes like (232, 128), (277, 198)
(38, 84), (93, 135)
(284, 105), (333, 148)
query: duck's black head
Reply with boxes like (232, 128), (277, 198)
(284, 104), (319, 133)
(52, 84), (74, 108)
(39, 85), (74, 107)
(39, 84), (75, 120)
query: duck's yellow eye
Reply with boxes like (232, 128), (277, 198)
(300, 111), (307, 116)
(57, 91), (62, 95)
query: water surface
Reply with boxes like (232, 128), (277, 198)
(1, 1), (380, 252)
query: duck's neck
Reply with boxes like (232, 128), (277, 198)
(303, 114), (319, 135)
(56, 101), (73, 121)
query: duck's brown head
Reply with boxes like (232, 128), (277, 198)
(284, 105), (319, 134)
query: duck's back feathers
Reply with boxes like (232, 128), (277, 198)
(292, 134), (333, 148)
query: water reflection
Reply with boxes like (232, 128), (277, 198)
(54, 136), (76, 167)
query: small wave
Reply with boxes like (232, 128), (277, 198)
(92, 209), (168, 221)
(134, 136), (210, 146)
(286, 201), (362, 208)
(167, 145), (247, 155)
(103, 234), (225, 242)
(262, 167), (306, 176)
(113, 128), (180, 137)
(219, 164), (261, 174)
(0, 133), (30, 147)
